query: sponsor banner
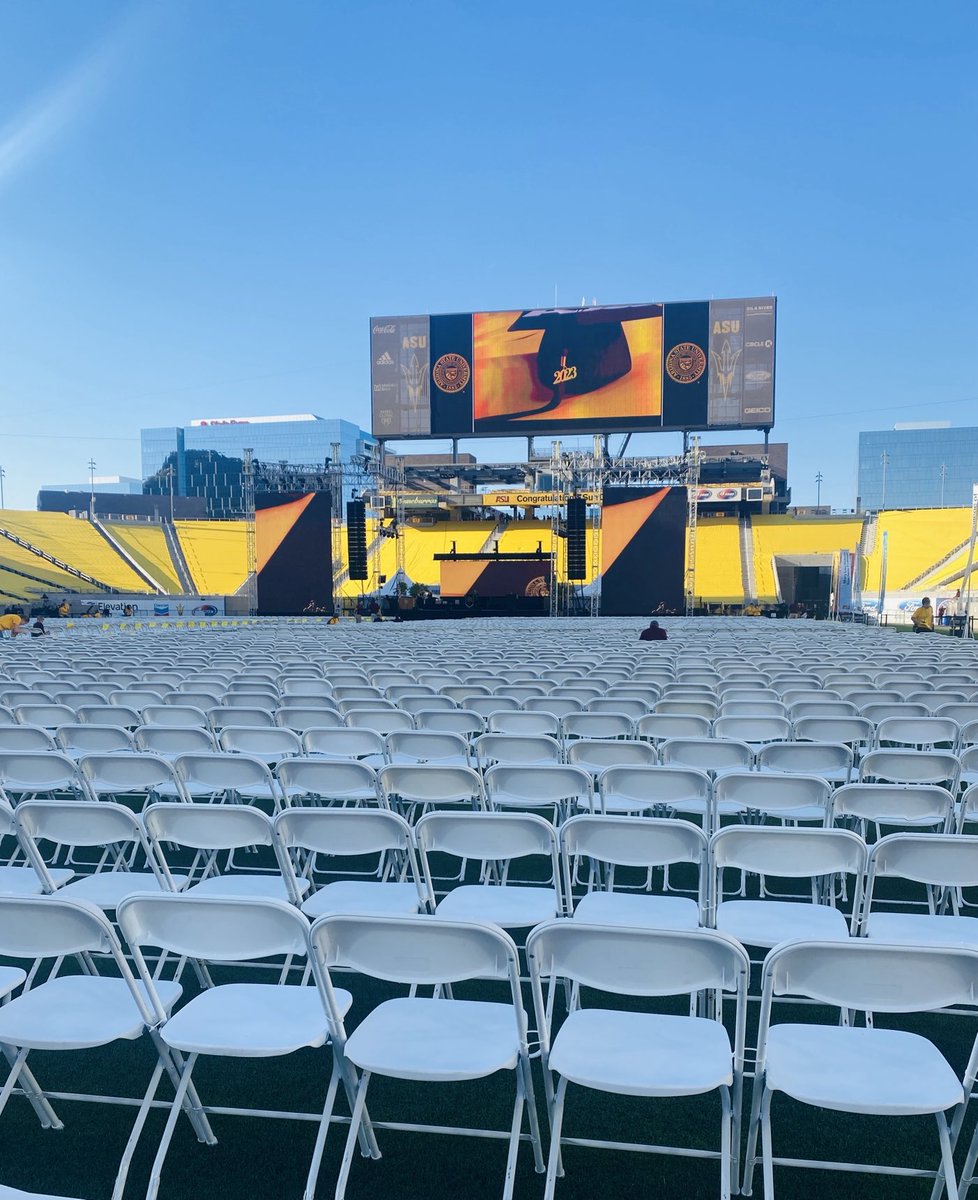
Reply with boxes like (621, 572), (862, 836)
(708, 298), (776, 427)
(836, 548), (855, 614)
(370, 316), (431, 437)
(51, 594), (225, 619)
(693, 485), (772, 503)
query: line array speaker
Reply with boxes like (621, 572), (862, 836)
(566, 497), (587, 580)
(346, 500), (368, 580)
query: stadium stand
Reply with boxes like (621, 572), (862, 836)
(690, 518), (743, 605)
(0, 511), (148, 592)
(751, 514), (863, 602)
(862, 508), (974, 592)
(174, 520), (249, 594)
(103, 522), (182, 593)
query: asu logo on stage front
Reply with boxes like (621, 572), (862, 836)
(432, 353), (471, 393)
(665, 343), (707, 384)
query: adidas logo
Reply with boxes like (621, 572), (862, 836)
(375, 351), (394, 366)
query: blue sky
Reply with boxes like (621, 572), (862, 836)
(0, 0), (975, 509)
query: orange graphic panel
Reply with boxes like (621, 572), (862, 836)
(255, 494), (313, 572)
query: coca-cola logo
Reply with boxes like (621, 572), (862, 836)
(372, 324), (396, 333)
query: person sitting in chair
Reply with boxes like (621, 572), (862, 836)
(911, 597), (934, 633)
(639, 620), (667, 642)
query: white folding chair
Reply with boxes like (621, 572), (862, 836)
(173, 751), (286, 812)
(832, 782), (957, 835)
(141, 803), (306, 902)
(756, 740), (853, 784)
(274, 807), (429, 918)
(416, 810), (562, 932)
(636, 712), (712, 744)
(219, 725), (303, 764)
(742, 939), (978, 1199)
(561, 814), (707, 929)
(0, 728), (57, 754)
(859, 748), (961, 791)
(300, 727), (386, 765)
(384, 730), (471, 768)
(117, 894), (357, 1200)
(0, 796), (72, 894)
(486, 711), (560, 737)
(484, 763), (593, 821)
(344, 708), (414, 735)
(596, 764), (712, 823)
(713, 771), (832, 826)
(0, 753), (92, 804)
(527, 921), (749, 1200)
(134, 725), (217, 760)
(78, 753), (186, 808)
(209, 705), (277, 731)
(474, 733), (563, 769)
(307, 912), (543, 1200)
(414, 708), (486, 739)
(0, 894), (188, 1198)
(710, 825), (865, 951)
(565, 738), (657, 776)
(140, 704), (211, 729)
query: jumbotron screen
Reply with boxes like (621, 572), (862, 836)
(370, 298), (775, 438)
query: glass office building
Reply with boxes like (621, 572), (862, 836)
(858, 426), (978, 511)
(141, 415), (376, 517)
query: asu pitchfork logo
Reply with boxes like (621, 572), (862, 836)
(710, 338), (742, 400)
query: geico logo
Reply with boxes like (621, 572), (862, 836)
(372, 324), (396, 333)
(712, 320), (741, 334)
(744, 406), (772, 415)
(402, 335), (427, 349)
(745, 340), (774, 349)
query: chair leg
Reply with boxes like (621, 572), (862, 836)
(334, 1069), (371, 1200)
(543, 1075), (569, 1200)
(146, 1051), (200, 1200)
(0, 1043), (62, 1129)
(501, 1062), (526, 1200)
(936, 1111), (962, 1200)
(304, 1059), (343, 1200)
(111, 1057), (165, 1200)
(518, 1052), (545, 1174)
(150, 1031), (216, 1146)
(718, 1084), (732, 1200)
(741, 1078), (764, 1196)
(760, 1089), (775, 1200)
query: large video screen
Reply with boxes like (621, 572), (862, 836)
(370, 297), (774, 438)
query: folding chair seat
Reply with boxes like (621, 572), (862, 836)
(859, 747), (960, 790)
(565, 737), (657, 776)
(13, 706), (76, 732)
(142, 804), (305, 901)
(596, 765), (712, 823)
(874, 715), (959, 751)
(742, 939), (978, 1199)
(0, 895), (185, 1200)
(173, 752), (285, 811)
(299, 727), (386, 766)
(710, 824), (863, 952)
(755, 740), (853, 784)
(486, 710), (560, 738)
(15, 800), (187, 908)
(659, 737), (754, 784)
(75, 705), (141, 731)
(0, 753), (91, 804)
(713, 771), (832, 826)
(308, 912), (542, 1200)
(344, 708), (414, 736)
(474, 733), (563, 769)
(78, 752), (186, 807)
(0, 797), (72, 894)
(384, 730), (471, 768)
(483, 763), (593, 820)
(527, 922), (749, 1200)
(561, 814), (707, 929)
(414, 708), (486, 739)
(117, 895), (352, 1200)
(134, 726), (217, 761)
(832, 781), (957, 834)
(274, 807), (429, 918)
(860, 833), (978, 946)
(277, 757), (382, 807)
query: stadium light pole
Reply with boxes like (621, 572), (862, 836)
(880, 451), (889, 511)
(815, 471), (823, 508)
(940, 462), (948, 508)
(88, 458), (96, 519)
(0, 465), (5, 509)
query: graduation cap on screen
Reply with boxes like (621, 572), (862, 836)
(509, 304), (662, 399)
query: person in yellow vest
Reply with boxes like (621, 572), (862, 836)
(0, 614), (26, 638)
(911, 597), (934, 633)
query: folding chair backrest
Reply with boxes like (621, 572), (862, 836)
(141, 704), (210, 729)
(345, 708), (414, 734)
(135, 726), (216, 756)
(474, 733), (562, 765)
(712, 715), (792, 744)
(562, 712), (633, 740)
(277, 757), (380, 801)
(659, 737), (753, 773)
(710, 825), (866, 878)
(560, 813), (706, 870)
(77, 705), (141, 729)
(636, 712), (712, 742)
(832, 782), (956, 827)
(566, 739), (657, 769)
(118, 894), (308, 966)
(416, 809), (557, 861)
(414, 709), (486, 738)
(484, 763), (593, 805)
(756, 740), (853, 776)
(221, 726), (302, 757)
(763, 938), (978, 1013)
(379, 763), (484, 807)
(310, 912), (518, 985)
(860, 748), (960, 786)
(17, 798), (147, 854)
(143, 801), (273, 850)
(486, 711), (559, 736)
(713, 771), (831, 818)
(793, 715), (873, 747)
(527, 921), (748, 996)
(210, 706), (277, 730)
(274, 806), (413, 856)
(867, 833), (978, 889)
(598, 764), (711, 807)
(14, 704), (77, 730)
(875, 716), (958, 748)
(0, 893), (126, 961)
(386, 730), (468, 761)
(0, 726), (57, 752)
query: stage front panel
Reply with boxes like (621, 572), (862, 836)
(600, 487), (686, 616)
(256, 491), (333, 615)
